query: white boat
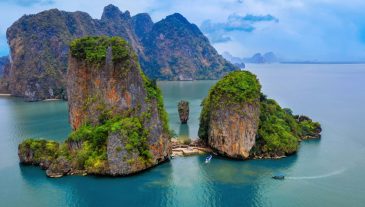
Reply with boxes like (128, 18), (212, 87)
(205, 155), (212, 163)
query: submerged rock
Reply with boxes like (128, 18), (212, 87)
(178, 100), (189, 124)
(18, 36), (171, 177)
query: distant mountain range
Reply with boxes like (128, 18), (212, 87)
(222, 52), (280, 66)
(281, 60), (365, 64)
(223, 52), (365, 65)
(1, 4), (237, 101)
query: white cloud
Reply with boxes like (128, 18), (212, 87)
(0, 0), (365, 60)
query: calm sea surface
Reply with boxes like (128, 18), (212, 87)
(0, 64), (364, 207)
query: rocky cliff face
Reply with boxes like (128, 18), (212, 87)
(199, 71), (322, 159)
(199, 71), (261, 159)
(140, 13), (237, 80)
(7, 9), (93, 100)
(0, 56), (9, 77)
(207, 103), (260, 158)
(132, 13), (154, 41)
(0, 56), (10, 93)
(6, 4), (238, 101)
(18, 36), (171, 177)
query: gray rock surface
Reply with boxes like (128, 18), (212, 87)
(178, 100), (189, 124)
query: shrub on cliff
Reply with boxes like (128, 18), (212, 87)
(67, 116), (153, 169)
(70, 36), (131, 64)
(206, 70), (261, 106)
(252, 96), (322, 156)
(18, 139), (59, 165)
(254, 97), (299, 155)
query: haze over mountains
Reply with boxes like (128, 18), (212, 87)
(0, 4), (237, 101)
(222, 51), (279, 66)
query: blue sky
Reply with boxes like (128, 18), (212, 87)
(1, 0), (365, 61)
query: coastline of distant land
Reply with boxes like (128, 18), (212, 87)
(280, 61), (365, 64)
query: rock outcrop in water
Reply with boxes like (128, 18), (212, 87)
(18, 36), (171, 177)
(294, 115), (322, 140)
(199, 71), (322, 159)
(178, 100), (189, 124)
(198, 71), (261, 158)
(5, 4), (237, 101)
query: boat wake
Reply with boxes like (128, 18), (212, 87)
(286, 168), (346, 180)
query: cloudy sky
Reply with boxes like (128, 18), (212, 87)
(1, 0), (365, 61)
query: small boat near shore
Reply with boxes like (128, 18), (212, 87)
(272, 173), (285, 180)
(205, 155), (212, 163)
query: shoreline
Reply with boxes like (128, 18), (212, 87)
(23, 138), (319, 178)
(171, 138), (214, 157)
(0, 94), (64, 101)
(171, 138), (299, 160)
(43, 98), (62, 101)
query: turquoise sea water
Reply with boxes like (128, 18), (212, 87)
(0, 64), (365, 206)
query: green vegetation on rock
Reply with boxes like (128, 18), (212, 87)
(67, 122), (108, 170)
(207, 71), (261, 106)
(295, 115), (322, 139)
(199, 70), (322, 157)
(253, 96), (322, 156)
(70, 36), (131, 64)
(140, 70), (169, 132)
(67, 115), (153, 169)
(254, 97), (299, 155)
(198, 71), (261, 140)
(18, 139), (59, 164)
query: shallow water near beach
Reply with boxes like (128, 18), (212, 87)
(0, 64), (365, 206)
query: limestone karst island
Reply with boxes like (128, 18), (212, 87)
(0, 2), (363, 207)
(18, 36), (321, 177)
